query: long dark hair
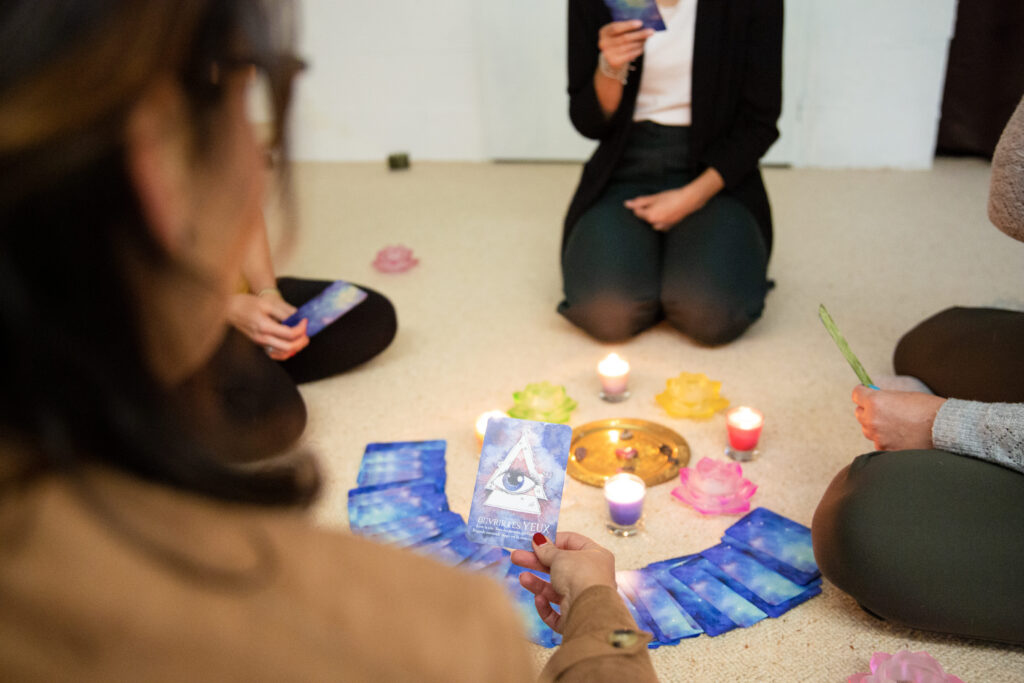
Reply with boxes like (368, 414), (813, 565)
(0, 1), (319, 511)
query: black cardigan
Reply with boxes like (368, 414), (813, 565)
(563, 0), (783, 256)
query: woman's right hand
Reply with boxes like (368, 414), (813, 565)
(227, 291), (309, 361)
(509, 532), (617, 633)
(598, 20), (654, 71)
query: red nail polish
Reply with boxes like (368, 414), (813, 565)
(533, 533), (547, 546)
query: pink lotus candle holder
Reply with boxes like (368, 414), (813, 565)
(848, 650), (964, 683)
(373, 245), (419, 273)
(671, 457), (757, 515)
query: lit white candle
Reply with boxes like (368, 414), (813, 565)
(604, 473), (646, 527)
(475, 410), (508, 442)
(597, 353), (630, 400)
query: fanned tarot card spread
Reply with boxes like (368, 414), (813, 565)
(602, 0), (666, 31)
(466, 417), (572, 551)
(282, 280), (367, 336)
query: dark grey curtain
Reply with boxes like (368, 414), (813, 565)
(937, 0), (1024, 158)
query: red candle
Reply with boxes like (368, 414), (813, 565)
(726, 406), (764, 451)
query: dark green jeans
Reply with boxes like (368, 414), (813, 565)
(559, 122), (769, 345)
(813, 306), (1024, 644)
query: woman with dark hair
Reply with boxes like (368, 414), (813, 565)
(0, 2), (656, 679)
(559, 0), (782, 345)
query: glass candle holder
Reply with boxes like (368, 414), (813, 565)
(604, 472), (646, 536)
(597, 353), (630, 402)
(725, 406), (764, 462)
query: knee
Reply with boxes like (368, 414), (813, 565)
(366, 291), (398, 353)
(559, 294), (660, 342)
(663, 294), (763, 346)
(893, 306), (959, 375)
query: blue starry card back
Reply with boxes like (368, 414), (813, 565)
(602, 0), (666, 31)
(668, 560), (768, 629)
(282, 280), (367, 337)
(653, 569), (738, 637)
(617, 569), (702, 644)
(723, 507), (820, 585)
(465, 417), (571, 551)
(696, 545), (821, 617)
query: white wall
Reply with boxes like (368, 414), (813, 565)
(292, 0), (957, 169)
(291, 0), (482, 161)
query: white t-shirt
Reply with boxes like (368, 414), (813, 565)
(633, 0), (698, 126)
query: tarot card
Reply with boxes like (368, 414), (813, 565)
(465, 417), (572, 551)
(618, 588), (659, 647)
(355, 511), (463, 547)
(414, 525), (480, 566)
(616, 570), (702, 644)
(282, 280), (367, 337)
(723, 507), (820, 585)
(460, 546), (509, 573)
(668, 561), (767, 629)
(602, 0), (666, 31)
(361, 439), (446, 465)
(356, 460), (446, 489)
(347, 482), (443, 508)
(653, 569), (738, 637)
(697, 545), (821, 618)
(348, 490), (449, 530)
(503, 565), (562, 648)
(642, 553), (697, 574)
(356, 440), (447, 489)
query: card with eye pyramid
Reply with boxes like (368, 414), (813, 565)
(466, 417), (572, 551)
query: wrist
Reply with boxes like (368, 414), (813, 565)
(256, 286), (282, 299)
(598, 53), (630, 85)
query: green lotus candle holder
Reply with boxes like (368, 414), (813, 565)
(507, 381), (577, 424)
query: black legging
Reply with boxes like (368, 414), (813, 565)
(812, 306), (1024, 644)
(558, 123), (769, 346)
(175, 279), (396, 461)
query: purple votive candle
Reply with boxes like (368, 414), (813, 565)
(604, 473), (646, 526)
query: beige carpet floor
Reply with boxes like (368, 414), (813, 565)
(274, 158), (1024, 681)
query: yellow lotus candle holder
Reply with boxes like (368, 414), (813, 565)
(655, 372), (729, 419)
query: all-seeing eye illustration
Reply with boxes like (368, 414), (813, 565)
(483, 433), (547, 515)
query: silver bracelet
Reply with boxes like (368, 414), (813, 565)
(598, 53), (630, 85)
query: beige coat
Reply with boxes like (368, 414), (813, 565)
(0, 453), (656, 681)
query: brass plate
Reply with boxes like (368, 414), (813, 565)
(568, 418), (689, 487)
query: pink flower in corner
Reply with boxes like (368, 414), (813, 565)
(373, 245), (418, 273)
(848, 650), (964, 683)
(671, 457), (756, 515)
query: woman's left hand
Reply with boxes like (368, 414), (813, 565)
(624, 185), (705, 231)
(852, 385), (946, 451)
(625, 169), (724, 231)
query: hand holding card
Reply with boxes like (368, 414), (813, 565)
(466, 417), (571, 551)
(283, 280), (367, 337)
(602, 0), (666, 31)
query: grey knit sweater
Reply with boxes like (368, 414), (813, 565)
(933, 400), (1024, 473)
(930, 96), (1024, 474)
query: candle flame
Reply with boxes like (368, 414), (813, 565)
(475, 410), (508, 440)
(727, 406), (763, 430)
(604, 474), (646, 503)
(598, 353), (629, 377)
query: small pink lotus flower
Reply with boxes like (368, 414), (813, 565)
(373, 245), (418, 273)
(671, 457), (756, 515)
(848, 650), (964, 683)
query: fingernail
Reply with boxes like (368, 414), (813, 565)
(533, 533), (547, 546)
